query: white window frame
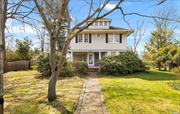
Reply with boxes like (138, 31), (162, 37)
(108, 34), (114, 43)
(104, 22), (107, 26)
(84, 34), (89, 43)
(78, 34), (83, 43)
(95, 22), (98, 26)
(99, 21), (103, 26)
(115, 34), (120, 43)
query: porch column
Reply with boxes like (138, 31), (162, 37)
(71, 51), (73, 61)
(99, 51), (102, 60)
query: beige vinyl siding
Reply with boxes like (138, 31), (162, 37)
(70, 33), (127, 51)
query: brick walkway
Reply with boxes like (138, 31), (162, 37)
(75, 76), (108, 114)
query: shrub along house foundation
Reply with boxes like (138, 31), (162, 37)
(68, 18), (133, 69)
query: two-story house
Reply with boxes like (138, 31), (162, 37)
(68, 18), (133, 68)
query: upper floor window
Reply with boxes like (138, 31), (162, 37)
(95, 22), (98, 26)
(76, 34), (91, 43)
(78, 34), (83, 42)
(106, 34), (122, 43)
(84, 34), (89, 43)
(115, 34), (120, 43)
(108, 34), (113, 43)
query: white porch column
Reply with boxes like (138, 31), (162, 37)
(71, 51), (73, 61)
(99, 51), (102, 60)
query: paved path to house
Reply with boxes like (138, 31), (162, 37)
(75, 74), (109, 114)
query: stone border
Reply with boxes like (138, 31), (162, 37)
(98, 79), (109, 114)
(75, 79), (87, 114)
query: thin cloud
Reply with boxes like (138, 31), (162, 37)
(104, 3), (116, 10)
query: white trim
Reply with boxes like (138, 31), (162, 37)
(71, 51), (73, 61)
(99, 51), (102, 60)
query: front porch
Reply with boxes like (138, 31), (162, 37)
(70, 52), (106, 68)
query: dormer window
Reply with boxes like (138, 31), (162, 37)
(88, 18), (111, 28)
(99, 22), (103, 26)
(104, 22), (108, 26)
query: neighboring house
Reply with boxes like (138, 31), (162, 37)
(68, 18), (133, 68)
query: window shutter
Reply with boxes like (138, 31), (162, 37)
(75, 35), (78, 43)
(119, 34), (122, 43)
(106, 33), (108, 43)
(89, 34), (92, 43)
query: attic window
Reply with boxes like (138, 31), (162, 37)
(104, 22), (108, 26)
(99, 22), (103, 26)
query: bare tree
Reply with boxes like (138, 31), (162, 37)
(35, 24), (47, 52)
(132, 21), (146, 53)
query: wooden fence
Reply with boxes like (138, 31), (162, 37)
(6, 60), (31, 72)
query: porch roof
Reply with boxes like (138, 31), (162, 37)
(74, 26), (133, 36)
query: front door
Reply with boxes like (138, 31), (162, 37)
(88, 53), (94, 66)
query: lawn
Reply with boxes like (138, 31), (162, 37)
(4, 70), (84, 114)
(99, 70), (180, 114)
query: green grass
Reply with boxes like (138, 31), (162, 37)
(98, 70), (180, 114)
(4, 70), (84, 114)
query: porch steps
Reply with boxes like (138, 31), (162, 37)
(88, 68), (99, 72)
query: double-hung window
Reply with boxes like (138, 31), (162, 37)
(78, 34), (83, 43)
(115, 34), (120, 43)
(104, 22), (107, 26)
(108, 34), (113, 43)
(84, 34), (89, 43)
(99, 22), (103, 26)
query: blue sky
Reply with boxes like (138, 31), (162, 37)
(6, 0), (180, 54)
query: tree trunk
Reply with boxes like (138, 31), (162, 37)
(0, 0), (7, 113)
(48, 71), (57, 101)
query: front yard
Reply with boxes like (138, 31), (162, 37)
(99, 70), (180, 114)
(4, 70), (84, 114)
(3, 69), (180, 114)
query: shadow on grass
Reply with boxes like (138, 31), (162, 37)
(48, 99), (73, 114)
(34, 73), (87, 81)
(98, 70), (179, 81)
